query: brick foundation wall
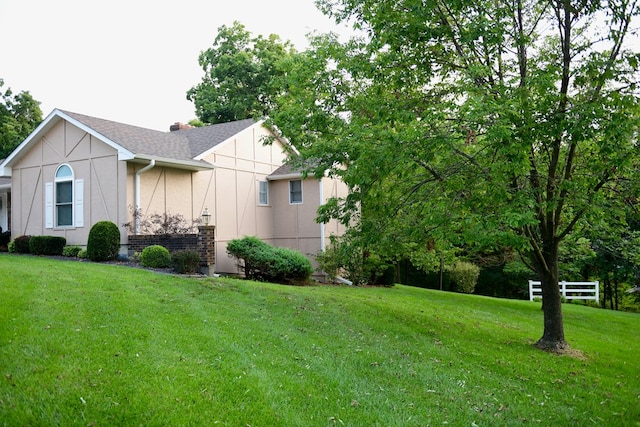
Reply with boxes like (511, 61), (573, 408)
(127, 234), (198, 255)
(127, 226), (215, 274)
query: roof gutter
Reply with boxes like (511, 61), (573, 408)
(134, 159), (155, 234)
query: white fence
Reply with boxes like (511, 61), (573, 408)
(528, 280), (599, 304)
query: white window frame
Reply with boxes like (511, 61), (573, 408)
(289, 179), (303, 204)
(258, 180), (269, 206)
(55, 164), (74, 227)
(46, 164), (84, 229)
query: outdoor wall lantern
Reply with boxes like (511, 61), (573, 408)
(202, 207), (211, 225)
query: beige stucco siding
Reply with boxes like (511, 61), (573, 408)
(270, 175), (349, 273)
(129, 166), (198, 225)
(9, 120), (127, 246)
(210, 126), (283, 272)
(271, 179), (323, 269)
(206, 126), (286, 273)
(322, 175), (349, 243)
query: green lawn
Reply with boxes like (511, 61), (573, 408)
(1, 254), (639, 426)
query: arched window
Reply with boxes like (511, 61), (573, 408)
(55, 164), (74, 227)
(45, 164), (83, 229)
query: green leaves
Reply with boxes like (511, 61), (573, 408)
(187, 22), (296, 124)
(0, 78), (42, 158)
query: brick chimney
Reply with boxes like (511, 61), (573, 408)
(170, 122), (195, 131)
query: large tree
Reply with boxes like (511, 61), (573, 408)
(271, 1), (640, 350)
(187, 21), (296, 124)
(0, 79), (42, 159)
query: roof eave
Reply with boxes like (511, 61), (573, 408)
(267, 172), (304, 181)
(131, 155), (214, 171)
(1, 109), (136, 167)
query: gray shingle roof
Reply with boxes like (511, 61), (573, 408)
(270, 163), (299, 177)
(61, 111), (256, 161)
(173, 118), (256, 158)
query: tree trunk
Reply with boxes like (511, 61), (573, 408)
(602, 274), (609, 308)
(531, 240), (569, 351)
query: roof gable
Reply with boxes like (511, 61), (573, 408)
(0, 110), (268, 175)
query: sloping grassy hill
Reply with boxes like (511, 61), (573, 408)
(1, 254), (638, 426)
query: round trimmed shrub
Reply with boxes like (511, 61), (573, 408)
(87, 221), (121, 261)
(140, 245), (171, 268)
(449, 261), (480, 294)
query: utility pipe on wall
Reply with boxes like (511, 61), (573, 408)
(134, 159), (155, 234)
(319, 179), (325, 253)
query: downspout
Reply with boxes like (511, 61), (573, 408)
(319, 179), (325, 253)
(134, 159), (155, 234)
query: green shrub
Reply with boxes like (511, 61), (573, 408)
(140, 245), (171, 268)
(29, 236), (67, 255)
(7, 240), (16, 253)
(62, 246), (83, 257)
(171, 250), (201, 274)
(316, 235), (393, 286)
(78, 249), (88, 259)
(449, 261), (481, 294)
(87, 221), (121, 261)
(14, 235), (32, 254)
(227, 236), (313, 283)
(0, 230), (10, 249)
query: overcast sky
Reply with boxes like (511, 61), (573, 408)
(1, 0), (351, 131)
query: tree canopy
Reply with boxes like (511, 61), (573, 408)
(271, 0), (640, 350)
(0, 79), (42, 159)
(187, 21), (296, 124)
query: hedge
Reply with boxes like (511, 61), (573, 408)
(29, 236), (67, 256)
(227, 236), (313, 283)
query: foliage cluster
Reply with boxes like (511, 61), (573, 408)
(86, 221), (121, 261)
(266, 0), (640, 349)
(123, 207), (200, 235)
(12, 235), (32, 254)
(171, 250), (202, 274)
(316, 233), (394, 286)
(226, 236), (313, 283)
(448, 261), (481, 294)
(62, 245), (83, 257)
(28, 236), (66, 256)
(187, 21), (296, 124)
(0, 78), (42, 158)
(0, 230), (10, 250)
(140, 245), (171, 268)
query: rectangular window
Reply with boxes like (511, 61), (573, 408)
(56, 181), (73, 226)
(289, 180), (303, 204)
(258, 180), (269, 205)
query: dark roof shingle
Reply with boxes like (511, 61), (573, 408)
(62, 111), (256, 161)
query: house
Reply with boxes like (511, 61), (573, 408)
(0, 109), (347, 275)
